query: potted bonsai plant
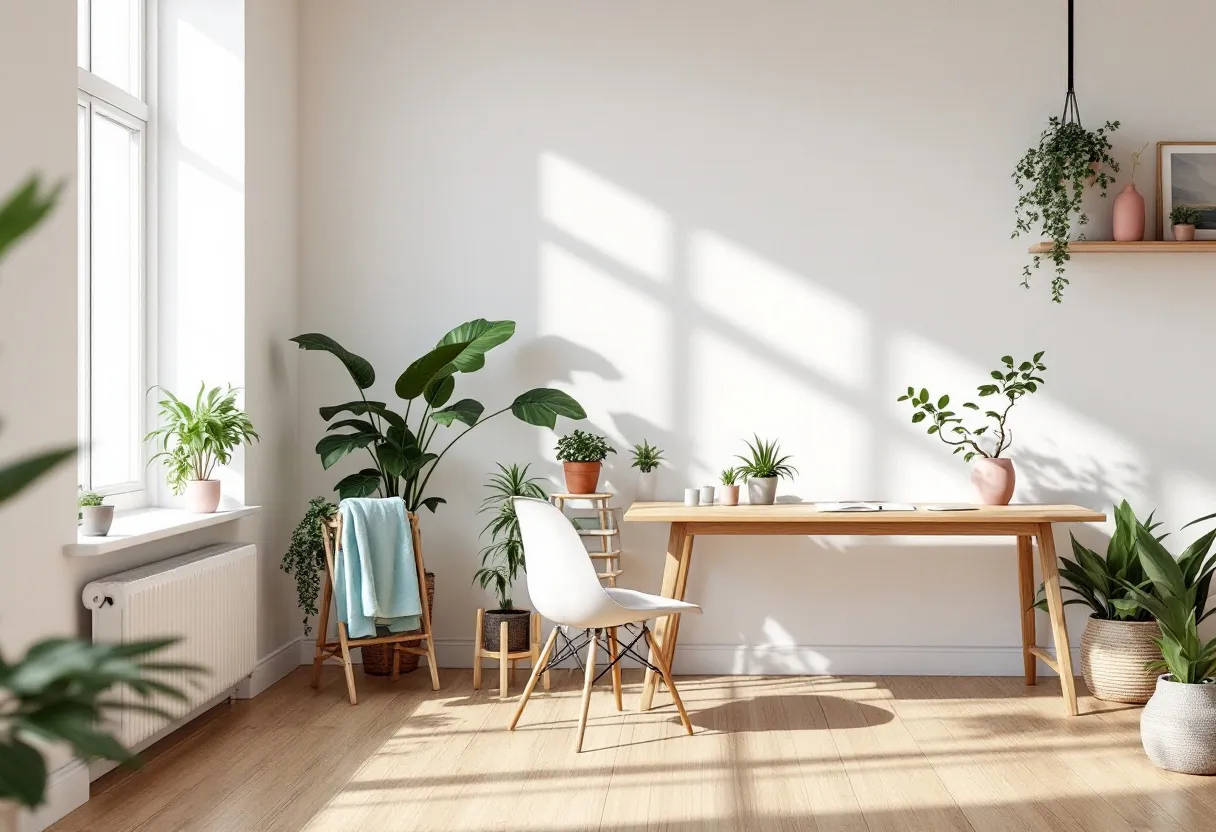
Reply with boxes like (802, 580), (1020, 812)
(630, 439), (664, 502)
(1119, 520), (1216, 775)
(1035, 501), (1162, 704)
(555, 429), (615, 494)
(78, 489), (113, 537)
(735, 436), (796, 505)
(719, 467), (741, 506)
(1170, 205), (1201, 242)
(473, 463), (547, 655)
(146, 383), (259, 513)
(1012, 116), (1120, 302)
(898, 351), (1047, 505)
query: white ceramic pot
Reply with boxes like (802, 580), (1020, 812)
(80, 504), (115, 536)
(1080, 617), (1161, 704)
(185, 479), (221, 513)
(699, 485), (715, 505)
(683, 488), (700, 506)
(635, 469), (657, 502)
(1141, 675), (1216, 775)
(747, 477), (778, 505)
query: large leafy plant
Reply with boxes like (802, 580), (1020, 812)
(1119, 520), (1216, 684)
(281, 497), (337, 635)
(473, 464), (547, 610)
(735, 436), (796, 480)
(898, 352), (1046, 462)
(1012, 117), (1120, 302)
(293, 320), (585, 509)
(146, 384), (259, 494)
(555, 430), (615, 464)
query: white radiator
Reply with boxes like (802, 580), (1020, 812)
(82, 543), (258, 749)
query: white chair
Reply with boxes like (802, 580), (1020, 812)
(508, 497), (701, 752)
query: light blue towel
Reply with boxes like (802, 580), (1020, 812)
(334, 497), (422, 639)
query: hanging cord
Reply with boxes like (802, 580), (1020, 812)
(1060, 0), (1081, 124)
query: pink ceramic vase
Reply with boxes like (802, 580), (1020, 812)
(1112, 184), (1145, 242)
(971, 458), (1015, 506)
(185, 479), (221, 513)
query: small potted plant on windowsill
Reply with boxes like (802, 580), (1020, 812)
(898, 351), (1047, 505)
(555, 429), (615, 494)
(146, 383), (259, 513)
(735, 436), (796, 506)
(474, 463), (547, 655)
(630, 439), (664, 502)
(719, 467), (741, 506)
(1170, 205), (1201, 242)
(78, 489), (113, 536)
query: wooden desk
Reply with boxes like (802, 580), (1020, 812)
(622, 502), (1107, 716)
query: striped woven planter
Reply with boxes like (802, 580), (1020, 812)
(1080, 616), (1161, 704)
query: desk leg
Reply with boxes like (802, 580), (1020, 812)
(657, 532), (695, 694)
(640, 523), (688, 711)
(1016, 535), (1037, 686)
(1036, 523), (1079, 716)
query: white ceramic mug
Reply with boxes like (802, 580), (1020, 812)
(699, 485), (715, 505)
(683, 488), (700, 506)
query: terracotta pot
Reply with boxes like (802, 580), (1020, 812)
(1174, 223), (1197, 242)
(483, 609), (531, 653)
(635, 469), (657, 502)
(747, 477), (778, 505)
(1080, 617), (1161, 704)
(1112, 184), (1145, 242)
(80, 505), (114, 536)
(1141, 675), (1216, 775)
(562, 461), (602, 494)
(970, 458), (1015, 505)
(720, 484), (740, 506)
(185, 479), (221, 513)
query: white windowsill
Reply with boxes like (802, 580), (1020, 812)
(65, 506), (261, 557)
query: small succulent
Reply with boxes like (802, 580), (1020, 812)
(1170, 205), (1202, 226)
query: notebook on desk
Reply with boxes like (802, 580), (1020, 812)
(815, 501), (917, 512)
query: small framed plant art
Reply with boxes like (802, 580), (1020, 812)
(1157, 142), (1216, 240)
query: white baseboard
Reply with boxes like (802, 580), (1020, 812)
(19, 761), (89, 832)
(235, 637), (306, 699)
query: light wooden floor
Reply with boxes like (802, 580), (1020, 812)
(52, 666), (1216, 831)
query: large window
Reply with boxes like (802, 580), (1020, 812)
(77, 0), (153, 497)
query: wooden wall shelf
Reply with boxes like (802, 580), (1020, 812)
(1028, 241), (1216, 254)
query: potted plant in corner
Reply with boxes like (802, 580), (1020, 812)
(735, 436), (796, 506)
(1170, 205), (1201, 242)
(630, 439), (664, 502)
(898, 351), (1047, 505)
(1035, 501), (1163, 704)
(719, 467), (741, 506)
(474, 463), (547, 656)
(146, 383), (259, 513)
(555, 429), (615, 494)
(78, 490), (113, 537)
(1119, 519), (1216, 775)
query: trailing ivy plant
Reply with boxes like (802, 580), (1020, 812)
(1012, 117), (1120, 302)
(898, 352), (1046, 462)
(473, 464), (547, 610)
(282, 497), (337, 635)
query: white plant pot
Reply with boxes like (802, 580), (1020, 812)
(185, 479), (221, 513)
(635, 469), (658, 502)
(80, 504), (115, 536)
(747, 477), (778, 505)
(1141, 674), (1216, 775)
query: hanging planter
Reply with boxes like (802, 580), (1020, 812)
(1011, 0), (1120, 303)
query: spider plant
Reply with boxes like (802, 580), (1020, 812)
(735, 435), (797, 480)
(145, 383), (259, 494)
(720, 466), (740, 486)
(473, 464), (547, 610)
(629, 439), (664, 473)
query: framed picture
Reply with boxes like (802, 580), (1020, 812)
(1157, 142), (1216, 240)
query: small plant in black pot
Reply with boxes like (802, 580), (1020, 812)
(474, 463), (546, 653)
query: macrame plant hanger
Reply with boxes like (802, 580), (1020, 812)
(1060, 0), (1081, 126)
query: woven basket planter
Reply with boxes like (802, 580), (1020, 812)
(362, 571), (435, 676)
(482, 609), (531, 653)
(1142, 675), (1216, 775)
(1079, 616), (1161, 704)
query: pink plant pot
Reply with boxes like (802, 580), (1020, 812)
(720, 484), (740, 506)
(185, 479), (222, 513)
(970, 458), (1015, 506)
(1174, 224), (1197, 242)
(1112, 184), (1145, 242)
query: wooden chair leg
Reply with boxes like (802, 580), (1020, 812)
(337, 621), (358, 706)
(423, 634), (441, 692)
(644, 628), (693, 736)
(311, 577), (334, 689)
(390, 643), (402, 681)
(510, 626), (559, 730)
(530, 613), (542, 691)
(473, 609), (485, 690)
(607, 627), (623, 711)
(575, 629), (599, 753)
(499, 621), (510, 700)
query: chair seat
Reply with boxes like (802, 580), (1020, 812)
(591, 587), (701, 629)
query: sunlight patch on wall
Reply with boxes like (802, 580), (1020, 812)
(539, 152), (671, 281)
(175, 19), (244, 179)
(688, 230), (869, 391)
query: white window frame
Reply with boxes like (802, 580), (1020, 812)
(77, 0), (158, 507)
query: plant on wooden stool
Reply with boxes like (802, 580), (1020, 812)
(282, 497), (338, 636)
(473, 463), (545, 652)
(555, 429), (615, 494)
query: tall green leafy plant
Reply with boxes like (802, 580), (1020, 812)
(473, 464), (547, 610)
(282, 497), (337, 635)
(735, 436), (796, 480)
(293, 321), (585, 509)
(146, 384), (259, 494)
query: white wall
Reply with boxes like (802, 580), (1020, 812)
(297, 0), (1216, 674)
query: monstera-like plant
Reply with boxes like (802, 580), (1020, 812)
(291, 320), (586, 511)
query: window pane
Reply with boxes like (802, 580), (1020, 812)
(90, 0), (142, 98)
(77, 0), (90, 70)
(90, 111), (142, 489)
(77, 102), (91, 490)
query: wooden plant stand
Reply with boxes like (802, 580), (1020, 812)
(550, 492), (623, 586)
(473, 609), (548, 699)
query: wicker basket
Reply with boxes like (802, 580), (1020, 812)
(1142, 675), (1216, 775)
(362, 571), (436, 677)
(1080, 616), (1161, 704)
(482, 609), (531, 653)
